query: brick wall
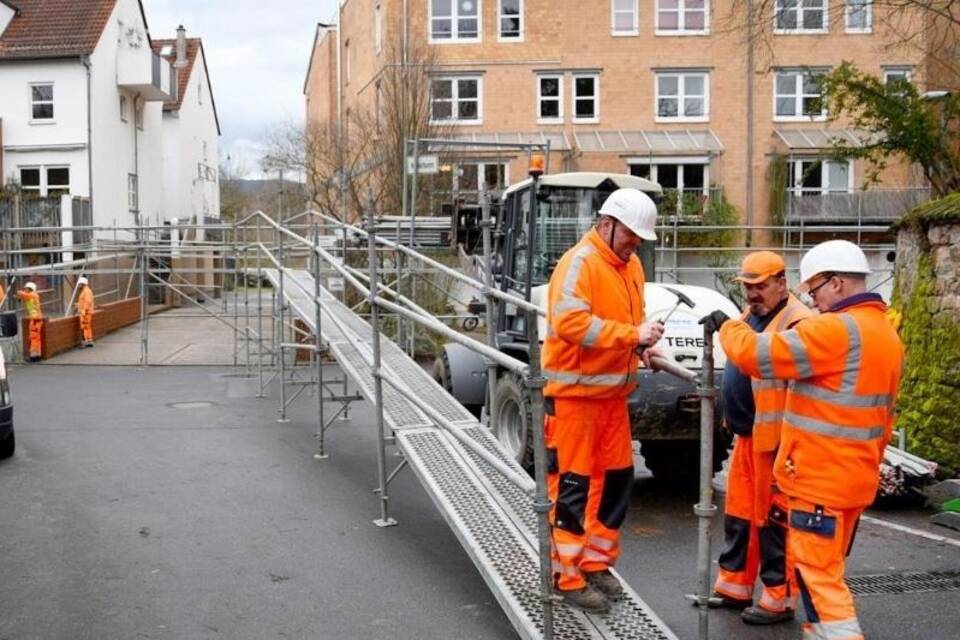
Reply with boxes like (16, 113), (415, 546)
(23, 297), (143, 360)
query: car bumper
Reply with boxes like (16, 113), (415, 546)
(628, 369), (725, 440)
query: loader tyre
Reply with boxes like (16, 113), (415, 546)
(432, 351), (482, 418)
(491, 374), (534, 471)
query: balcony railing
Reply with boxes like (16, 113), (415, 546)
(786, 188), (931, 223)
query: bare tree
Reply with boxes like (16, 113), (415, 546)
(720, 1), (960, 89)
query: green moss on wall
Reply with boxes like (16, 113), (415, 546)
(892, 192), (960, 230)
(895, 250), (960, 476)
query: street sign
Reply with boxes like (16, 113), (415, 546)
(406, 154), (440, 175)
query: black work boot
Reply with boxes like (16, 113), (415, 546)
(742, 606), (795, 625)
(558, 584), (611, 614)
(706, 591), (752, 609)
(585, 569), (624, 600)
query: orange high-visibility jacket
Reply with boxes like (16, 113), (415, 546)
(542, 227), (645, 399)
(0, 283), (6, 307)
(16, 290), (43, 319)
(719, 295), (903, 508)
(750, 295), (812, 453)
(77, 287), (95, 316)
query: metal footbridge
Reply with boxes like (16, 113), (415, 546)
(263, 266), (677, 640)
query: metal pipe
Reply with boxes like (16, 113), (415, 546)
(277, 183), (289, 423)
(313, 221), (328, 459)
(368, 199), (397, 528)
(693, 324), (719, 639)
(481, 191), (498, 425)
(257, 234), (265, 397)
(139, 247), (148, 366)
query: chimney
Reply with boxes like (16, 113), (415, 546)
(175, 25), (187, 68)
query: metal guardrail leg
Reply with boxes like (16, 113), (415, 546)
(277, 220), (289, 423)
(341, 222), (351, 422)
(367, 201), (397, 528)
(313, 222), (329, 460)
(257, 241), (265, 398)
(481, 192), (497, 426)
(139, 246), (148, 366)
(525, 308), (554, 640)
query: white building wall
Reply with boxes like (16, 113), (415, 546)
(0, 58), (90, 197)
(162, 46), (220, 222)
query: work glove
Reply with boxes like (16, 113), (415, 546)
(698, 309), (730, 334)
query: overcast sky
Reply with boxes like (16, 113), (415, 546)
(144, 0), (339, 179)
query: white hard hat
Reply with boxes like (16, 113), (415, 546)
(78, 276), (89, 286)
(799, 240), (871, 291)
(598, 188), (658, 241)
(25, 282), (37, 291)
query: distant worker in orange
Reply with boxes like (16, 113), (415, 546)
(17, 281), (43, 362)
(76, 276), (95, 348)
(707, 251), (811, 625)
(542, 188), (665, 614)
(701, 240), (903, 640)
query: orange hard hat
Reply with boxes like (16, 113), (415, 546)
(735, 251), (786, 284)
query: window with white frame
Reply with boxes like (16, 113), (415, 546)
(537, 75), (563, 123)
(430, 0), (480, 42)
(656, 0), (709, 34)
(375, 3), (383, 54)
(774, 70), (827, 120)
(128, 174), (139, 211)
(884, 67), (911, 86)
(120, 94), (129, 122)
(656, 71), (709, 121)
(845, 0), (871, 32)
(19, 167), (41, 195)
(788, 159), (852, 195)
(30, 83), (54, 121)
(500, 0), (522, 39)
(612, 0), (639, 35)
(458, 161), (509, 193)
(430, 76), (482, 123)
(774, 0), (827, 33)
(573, 74), (599, 122)
(629, 159), (710, 214)
(46, 167), (70, 197)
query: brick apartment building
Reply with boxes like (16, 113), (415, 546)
(304, 1), (941, 231)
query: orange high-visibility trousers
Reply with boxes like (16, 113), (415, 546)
(79, 312), (93, 343)
(545, 397), (633, 591)
(28, 318), (43, 358)
(788, 497), (865, 640)
(715, 436), (792, 611)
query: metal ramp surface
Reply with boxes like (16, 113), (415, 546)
(264, 268), (678, 640)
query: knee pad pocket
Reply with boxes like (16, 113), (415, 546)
(555, 472), (589, 535)
(598, 467), (634, 529)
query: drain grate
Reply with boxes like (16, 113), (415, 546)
(848, 570), (960, 596)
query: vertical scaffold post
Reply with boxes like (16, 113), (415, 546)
(394, 218), (404, 346)
(480, 191), (497, 424)
(139, 242), (149, 366)
(312, 221), (328, 459)
(693, 324), (719, 640)
(367, 196), (397, 528)
(524, 167), (554, 640)
(257, 236), (265, 398)
(277, 174), (289, 424)
(232, 222), (239, 367)
(340, 219), (350, 421)
(407, 139), (420, 358)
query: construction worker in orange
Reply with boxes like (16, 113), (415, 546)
(708, 251), (811, 625)
(16, 281), (43, 362)
(0, 280), (6, 307)
(542, 188), (665, 614)
(701, 239), (903, 640)
(76, 276), (95, 348)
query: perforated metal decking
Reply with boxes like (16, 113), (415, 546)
(265, 268), (678, 640)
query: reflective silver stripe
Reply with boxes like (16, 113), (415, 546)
(838, 313), (861, 393)
(582, 316), (604, 348)
(543, 369), (637, 387)
(753, 378), (786, 391)
(792, 382), (891, 408)
(714, 579), (752, 599)
(808, 618), (863, 640)
(583, 548), (611, 562)
(758, 591), (793, 613)
(553, 297), (589, 315)
(588, 536), (616, 551)
(784, 412), (885, 441)
(782, 330), (813, 378)
(757, 333), (775, 378)
(562, 245), (595, 298)
(555, 542), (582, 556)
(754, 411), (784, 424)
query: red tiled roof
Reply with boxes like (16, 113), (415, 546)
(152, 37), (199, 112)
(153, 36), (221, 135)
(0, 0), (120, 60)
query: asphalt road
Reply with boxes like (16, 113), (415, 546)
(1, 365), (958, 640)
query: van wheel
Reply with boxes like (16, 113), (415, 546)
(432, 351), (481, 418)
(0, 430), (15, 459)
(491, 374), (534, 471)
(640, 436), (730, 487)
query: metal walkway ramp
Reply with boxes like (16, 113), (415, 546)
(265, 267), (678, 640)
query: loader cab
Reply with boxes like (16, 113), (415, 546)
(492, 173), (660, 348)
